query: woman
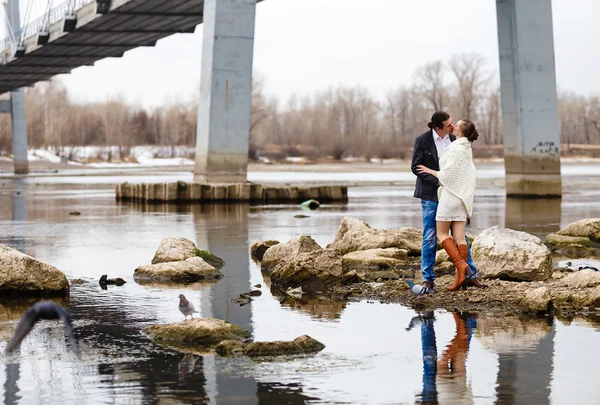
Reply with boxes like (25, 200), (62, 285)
(417, 119), (478, 291)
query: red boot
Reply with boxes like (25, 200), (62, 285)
(442, 238), (468, 291)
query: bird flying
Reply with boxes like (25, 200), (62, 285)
(5, 301), (79, 354)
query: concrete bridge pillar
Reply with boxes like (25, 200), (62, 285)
(194, 0), (257, 183)
(6, 0), (28, 174)
(496, 0), (561, 197)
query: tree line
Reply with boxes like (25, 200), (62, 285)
(0, 52), (599, 161)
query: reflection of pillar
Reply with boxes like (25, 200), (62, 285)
(4, 363), (21, 405)
(504, 197), (561, 237)
(12, 190), (27, 222)
(194, 204), (257, 405)
(495, 322), (555, 404)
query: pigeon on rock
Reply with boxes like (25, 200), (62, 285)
(5, 301), (79, 354)
(178, 294), (198, 320)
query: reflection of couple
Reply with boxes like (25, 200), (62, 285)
(412, 111), (488, 293)
(407, 311), (477, 404)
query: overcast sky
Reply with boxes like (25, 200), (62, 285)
(6, 0), (599, 108)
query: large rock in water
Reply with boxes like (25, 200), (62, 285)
(152, 237), (197, 264)
(244, 335), (325, 357)
(152, 237), (225, 269)
(342, 248), (412, 281)
(0, 245), (69, 295)
(144, 318), (250, 349)
(270, 248), (345, 291)
(134, 257), (222, 283)
(472, 226), (552, 281)
(546, 218), (600, 256)
(261, 235), (322, 274)
(136, 238), (225, 283)
(327, 217), (421, 256)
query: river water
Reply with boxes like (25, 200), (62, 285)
(1, 163), (600, 404)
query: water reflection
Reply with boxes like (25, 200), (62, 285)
(412, 311), (478, 404)
(505, 197), (562, 237)
(478, 315), (554, 405)
(3, 177), (600, 403)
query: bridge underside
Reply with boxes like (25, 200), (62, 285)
(0, 0), (204, 95)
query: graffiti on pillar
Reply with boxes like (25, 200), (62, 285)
(531, 141), (559, 156)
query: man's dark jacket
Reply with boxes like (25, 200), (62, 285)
(411, 129), (456, 202)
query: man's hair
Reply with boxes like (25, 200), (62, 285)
(427, 111), (450, 130)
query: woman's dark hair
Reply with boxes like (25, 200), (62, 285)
(427, 111), (450, 130)
(459, 119), (479, 142)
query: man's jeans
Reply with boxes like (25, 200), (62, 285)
(421, 200), (478, 283)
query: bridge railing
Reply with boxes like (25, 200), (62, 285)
(1, 0), (95, 57)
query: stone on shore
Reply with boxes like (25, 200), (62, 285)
(519, 287), (552, 313)
(250, 240), (280, 262)
(261, 235), (322, 274)
(270, 248), (345, 291)
(472, 226), (552, 281)
(546, 218), (600, 256)
(144, 318), (250, 348)
(327, 217), (422, 256)
(0, 244), (69, 295)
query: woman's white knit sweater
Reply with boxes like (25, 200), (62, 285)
(437, 137), (476, 217)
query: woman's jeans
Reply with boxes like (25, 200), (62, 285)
(421, 200), (478, 283)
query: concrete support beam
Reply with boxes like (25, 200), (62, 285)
(194, 0), (257, 183)
(6, 0), (28, 174)
(496, 0), (561, 197)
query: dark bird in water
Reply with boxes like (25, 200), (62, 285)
(4, 301), (79, 354)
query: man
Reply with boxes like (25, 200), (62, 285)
(411, 111), (486, 292)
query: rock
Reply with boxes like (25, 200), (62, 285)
(435, 249), (451, 265)
(193, 249), (225, 269)
(70, 279), (87, 285)
(144, 318), (250, 348)
(561, 270), (600, 289)
(586, 285), (600, 306)
(99, 274), (126, 287)
(341, 248), (411, 281)
(270, 248), (344, 291)
(254, 284), (262, 288)
(0, 244), (69, 295)
(519, 287), (552, 313)
(261, 235), (322, 274)
(556, 218), (600, 242)
(69, 211), (81, 216)
(342, 248), (409, 270)
(244, 335), (325, 357)
(294, 214), (310, 218)
(215, 340), (246, 356)
(546, 233), (599, 248)
(434, 261), (455, 275)
(327, 217), (421, 256)
(472, 226), (552, 281)
(134, 257), (223, 283)
(152, 237), (197, 264)
(243, 290), (262, 297)
(250, 240), (280, 262)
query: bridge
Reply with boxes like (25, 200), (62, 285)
(0, 0), (561, 197)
